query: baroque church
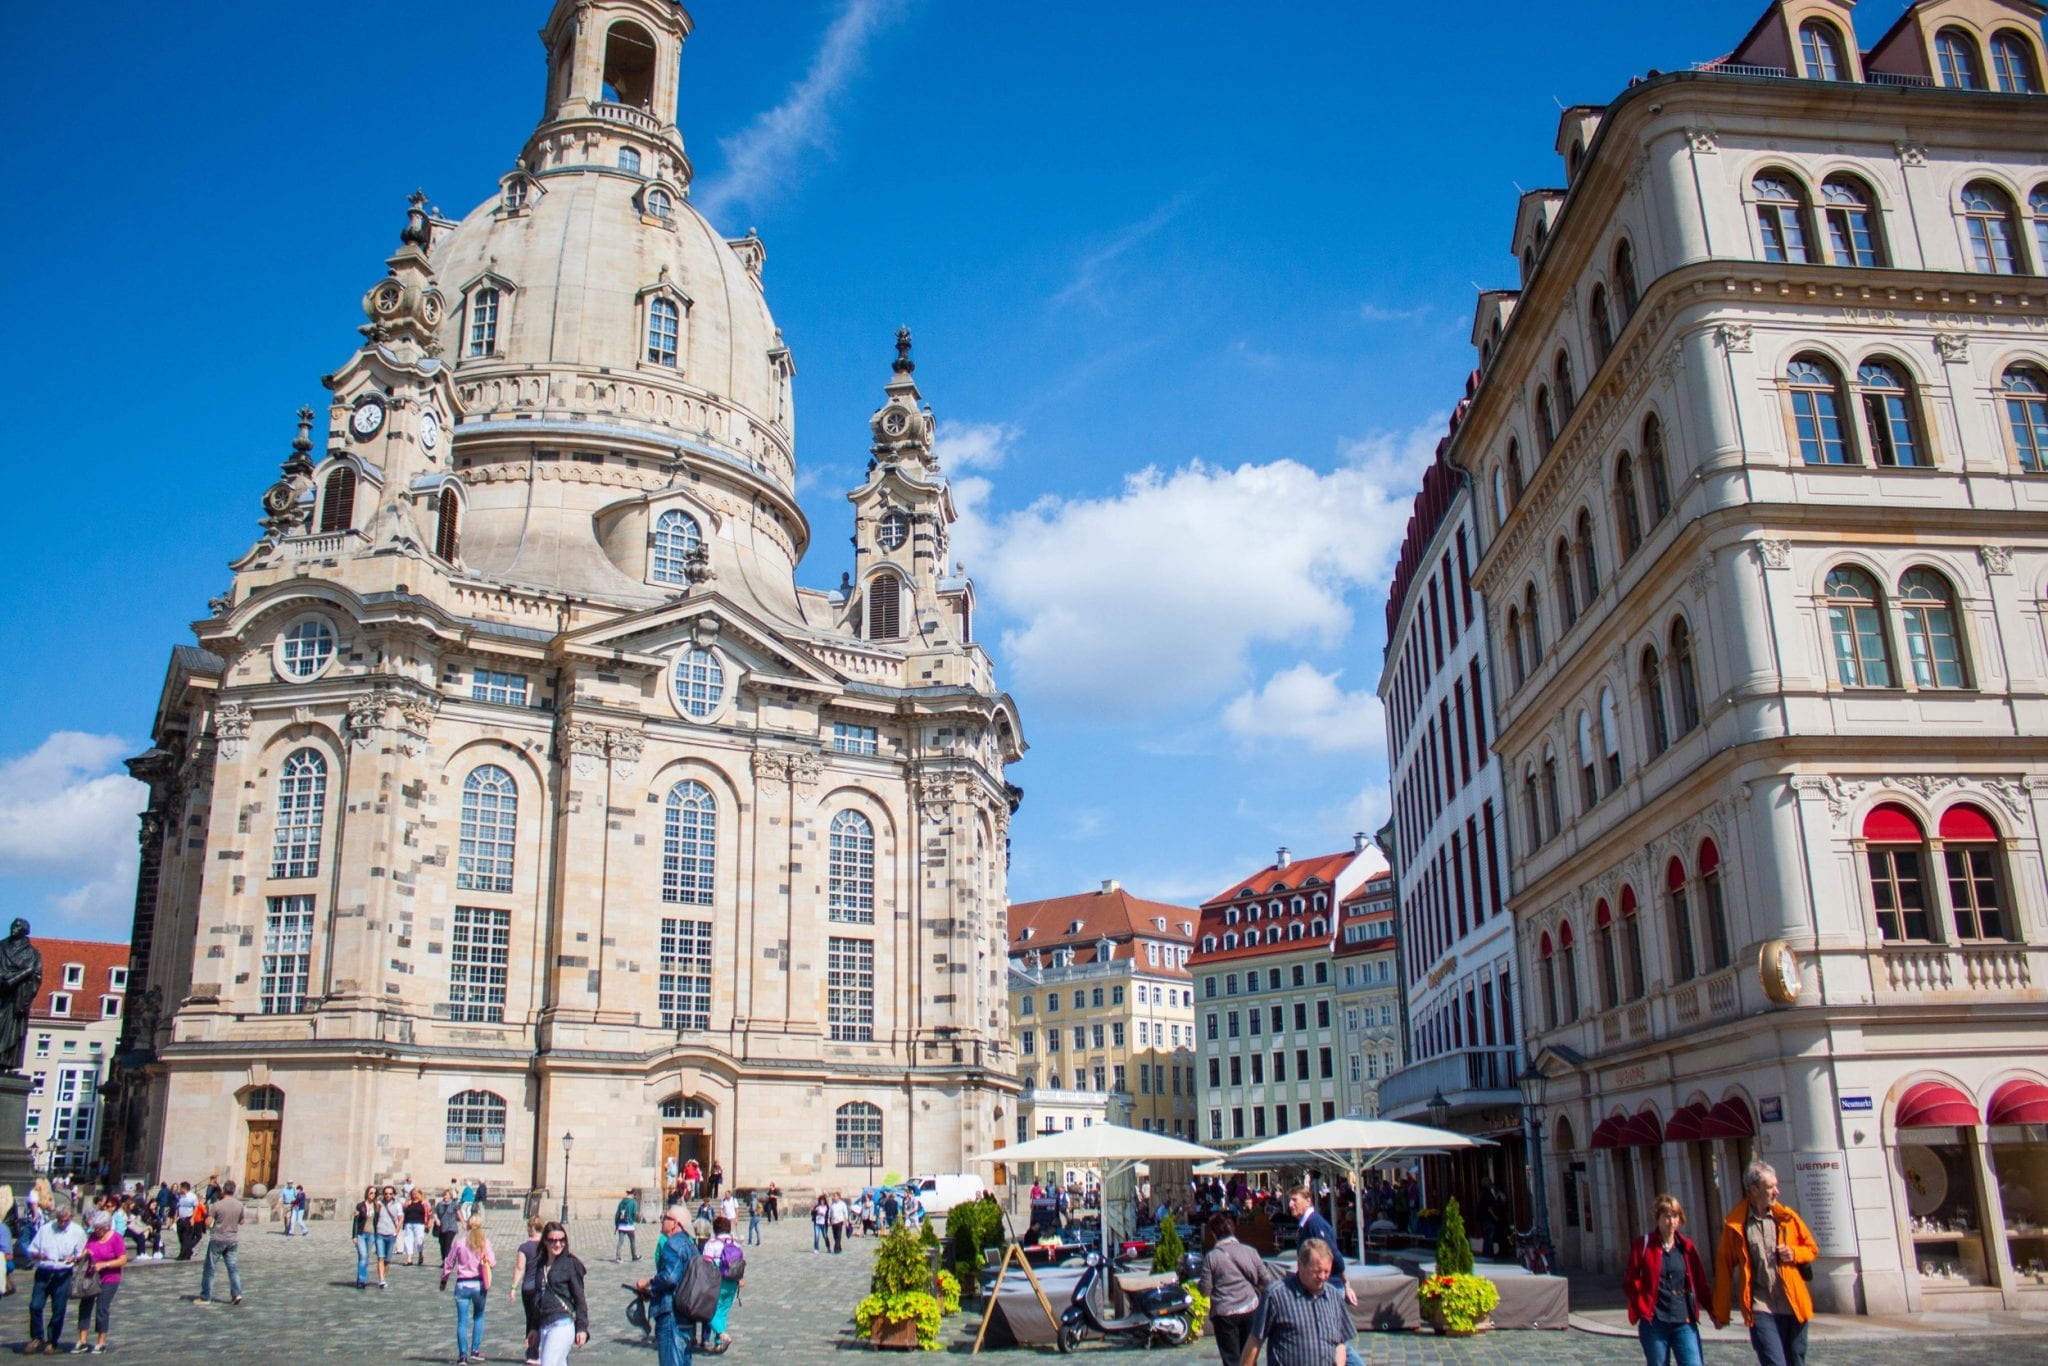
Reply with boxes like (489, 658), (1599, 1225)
(113, 0), (1024, 1205)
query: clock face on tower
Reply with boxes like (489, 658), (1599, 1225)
(878, 511), (909, 551)
(881, 407), (910, 437)
(350, 397), (386, 440)
(419, 408), (441, 453)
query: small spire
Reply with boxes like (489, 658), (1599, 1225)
(892, 326), (915, 375)
(400, 189), (432, 249)
(283, 406), (316, 479)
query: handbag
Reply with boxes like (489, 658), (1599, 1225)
(74, 1260), (101, 1299)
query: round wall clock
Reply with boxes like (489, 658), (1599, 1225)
(1759, 939), (1801, 1005)
(419, 408), (442, 452)
(350, 396), (387, 440)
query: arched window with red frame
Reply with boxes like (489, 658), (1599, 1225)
(1863, 804), (1931, 942)
(1939, 804), (2010, 942)
(1620, 886), (1646, 1000)
(1699, 838), (1733, 969)
(1557, 921), (1581, 1021)
(1539, 931), (1560, 1028)
(1594, 899), (1620, 1010)
(1666, 856), (1697, 982)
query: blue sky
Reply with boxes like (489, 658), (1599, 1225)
(0, 0), (1838, 933)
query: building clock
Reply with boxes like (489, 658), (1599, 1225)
(1759, 939), (1801, 1005)
(349, 396), (387, 441)
(879, 406), (911, 438)
(419, 408), (442, 453)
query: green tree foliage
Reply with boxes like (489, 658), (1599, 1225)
(1151, 1212), (1186, 1274)
(1435, 1196), (1475, 1276)
(873, 1220), (932, 1296)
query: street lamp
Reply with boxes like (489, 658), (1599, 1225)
(1517, 1060), (1554, 1270)
(560, 1132), (575, 1223)
(1426, 1090), (1450, 1129)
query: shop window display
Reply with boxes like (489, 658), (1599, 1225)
(1900, 1130), (1994, 1286)
(1991, 1125), (2048, 1285)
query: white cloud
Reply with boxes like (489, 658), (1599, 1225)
(1223, 664), (1385, 753)
(1358, 302), (1430, 324)
(0, 731), (146, 933)
(935, 420), (1019, 472)
(956, 418), (1443, 721)
(695, 0), (905, 220)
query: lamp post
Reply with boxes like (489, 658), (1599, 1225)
(560, 1132), (575, 1224)
(1517, 1060), (1554, 1270)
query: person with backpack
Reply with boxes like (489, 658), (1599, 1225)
(614, 1190), (641, 1262)
(696, 1215), (745, 1352)
(638, 1203), (701, 1366)
(523, 1222), (588, 1366)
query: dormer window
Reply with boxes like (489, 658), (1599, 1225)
(1019, 927), (1034, 942)
(1799, 20), (1847, 81)
(503, 179), (529, 213)
(650, 508), (702, 585)
(1067, 920), (1083, 935)
(62, 964), (83, 990)
(434, 488), (461, 562)
(1993, 31), (2042, 93)
(646, 187), (673, 220)
(1936, 28), (1984, 89)
(466, 285), (502, 358)
(319, 466), (357, 533)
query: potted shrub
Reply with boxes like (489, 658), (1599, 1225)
(855, 1222), (945, 1350)
(1418, 1198), (1499, 1336)
(1151, 1212), (1186, 1274)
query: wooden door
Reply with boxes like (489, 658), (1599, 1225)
(661, 1130), (681, 1180)
(245, 1120), (280, 1191)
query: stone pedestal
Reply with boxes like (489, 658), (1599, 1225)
(0, 1074), (35, 1196)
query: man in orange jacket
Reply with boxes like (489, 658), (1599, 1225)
(1711, 1160), (1818, 1366)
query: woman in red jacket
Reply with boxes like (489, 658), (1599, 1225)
(1624, 1193), (1712, 1366)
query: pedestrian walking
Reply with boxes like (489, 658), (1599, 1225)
(72, 1209), (127, 1354)
(637, 1203), (698, 1366)
(708, 1162), (723, 1199)
(197, 1178), (245, 1305)
(25, 1204), (86, 1355)
(403, 1188), (431, 1266)
(811, 1195), (829, 1253)
(745, 1193), (761, 1247)
(351, 1186), (379, 1289)
(1712, 1161), (1818, 1366)
(1626, 1193), (1712, 1366)
(682, 1159), (701, 1202)
(441, 1215), (496, 1366)
(173, 1182), (201, 1260)
(289, 1181), (307, 1236)
(460, 1179), (476, 1221)
(434, 1188), (464, 1263)
(1196, 1212), (1272, 1366)
(765, 1183), (780, 1223)
(615, 1190), (642, 1262)
(1239, 1237), (1355, 1366)
(524, 1222), (589, 1366)
(829, 1191), (849, 1253)
(718, 1190), (737, 1229)
(697, 1215), (744, 1352)
(508, 1214), (546, 1366)
(373, 1184), (404, 1289)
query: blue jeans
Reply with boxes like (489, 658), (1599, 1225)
(453, 1281), (487, 1359)
(652, 1309), (694, 1366)
(200, 1241), (241, 1300)
(29, 1266), (72, 1343)
(1639, 1319), (1704, 1366)
(355, 1234), (373, 1284)
(376, 1232), (397, 1265)
(1748, 1313), (1808, 1366)
(812, 1222), (826, 1250)
(746, 1213), (760, 1245)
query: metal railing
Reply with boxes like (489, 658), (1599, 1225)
(1868, 70), (1936, 88)
(1693, 61), (1788, 79)
(1377, 1045), (1521, 1114)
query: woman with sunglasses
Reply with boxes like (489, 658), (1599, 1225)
(524, 1221), (589, 1366)
(350, 1186), (380, 1289)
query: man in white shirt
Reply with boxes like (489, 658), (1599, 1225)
(719, 1192), (738, 1226)
(26, 1205), (86, 1354)
(828, 1194), (849, 1254)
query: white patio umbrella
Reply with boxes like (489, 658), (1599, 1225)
(968, 1124), (1225, 1248)
(1229, 1118), (1495, 1270)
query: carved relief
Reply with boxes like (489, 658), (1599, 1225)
(214, 702), (254, 761)
(562, 719), (611, 778)
(607, 729), (644, 780)
(1894, 140), (1928, 168)
(1686, 127), (1719, 154)
(787, 752), (823, 793)
(350, 684), (442, 754)
(1715, 323), (1753, 353)
(1933, 331), (1969, 364)
(1755, 539), (1792, 570)
(1979, 546), (2013, 575)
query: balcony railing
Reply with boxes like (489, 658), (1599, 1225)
(591, 101), (662, 133)
(1377, 1045), (1521, 1117)
(1693, 61), (1789, 79)
(1873, 942), (2039, 997)
(1868, 70), (1936, 88)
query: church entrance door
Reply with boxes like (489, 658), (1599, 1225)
(245, 1120), (280, 1191)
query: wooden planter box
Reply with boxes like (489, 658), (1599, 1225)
(870, 1318), (923, 1350)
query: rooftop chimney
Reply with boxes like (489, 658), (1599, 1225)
(1354, 831), (1368, 853)
(1276, 847), (1292, 869)
(1100, 879), (1120, 894)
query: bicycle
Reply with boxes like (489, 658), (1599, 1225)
(1515, 1226), (1553, 1275)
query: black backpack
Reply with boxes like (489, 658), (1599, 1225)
(671, 1236), (721, 1323)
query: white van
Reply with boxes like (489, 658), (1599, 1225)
(908, 1173), (986, 1215)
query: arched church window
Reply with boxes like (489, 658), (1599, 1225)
(646, 187), (672, 219)
(828, 810), (876, 924)
(271, 749), (327, 879)
(434, 491), (460, 562)
(445, 1091), (507, 1163)
(602, 20), (658, 109)
(662, 780), (716, 906)
(319, 467), (356, 534)
(651, 509), (701, 585)
(457, 765), (518, 893)
(866, 574), (902, 640)
(835, 1103), (883, 1167)
(467, 288), (500, 358)
(647, 296), (681, 367)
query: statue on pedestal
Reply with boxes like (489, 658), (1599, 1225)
(0, 920), (42, 1075)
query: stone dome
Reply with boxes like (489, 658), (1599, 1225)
(429, 165), (794, 496)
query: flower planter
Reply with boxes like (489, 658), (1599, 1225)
(870, 1317), (923, 1350)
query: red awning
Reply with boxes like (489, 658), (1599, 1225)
(1897, 1081), (1979, 1129)
(1594, 1112), (1664, 1148)
(1590, 1118), (1620, 1148)
(1988, 1079), (2048, 1127)
(1664, 1103), (1710, 1142)
(1700, 1098), (1756, 1140)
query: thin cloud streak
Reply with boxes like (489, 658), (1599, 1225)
(695, 0), (906, 220)
(1050, 195), (1191, 310)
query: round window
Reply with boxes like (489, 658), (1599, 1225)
(277, 616), (337, 681)
(878, 512), (909, 551)
(673, 647), (726, 719)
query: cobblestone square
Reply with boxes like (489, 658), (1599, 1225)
(13, 1211), (2048, 1363)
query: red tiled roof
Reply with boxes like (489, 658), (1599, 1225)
(1188, 849), (1367, 967)
(28, 938), (129, 1022)
(1007, 887), (1199, 974)
(1202, 851), (1360, 908)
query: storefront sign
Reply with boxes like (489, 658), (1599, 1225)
(1759, 1096), (1783, 1123)
(1609, 1064), (1648, 1089)
(1792, 1151), (1856, 1257)
(1840, 1093), (1873, 1113)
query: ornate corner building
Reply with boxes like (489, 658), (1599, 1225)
(110, 0), (1024, 1206)
(1443, 0), (2048, 1315)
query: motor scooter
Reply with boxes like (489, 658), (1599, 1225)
(1055, 1251), (1191, 1353)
